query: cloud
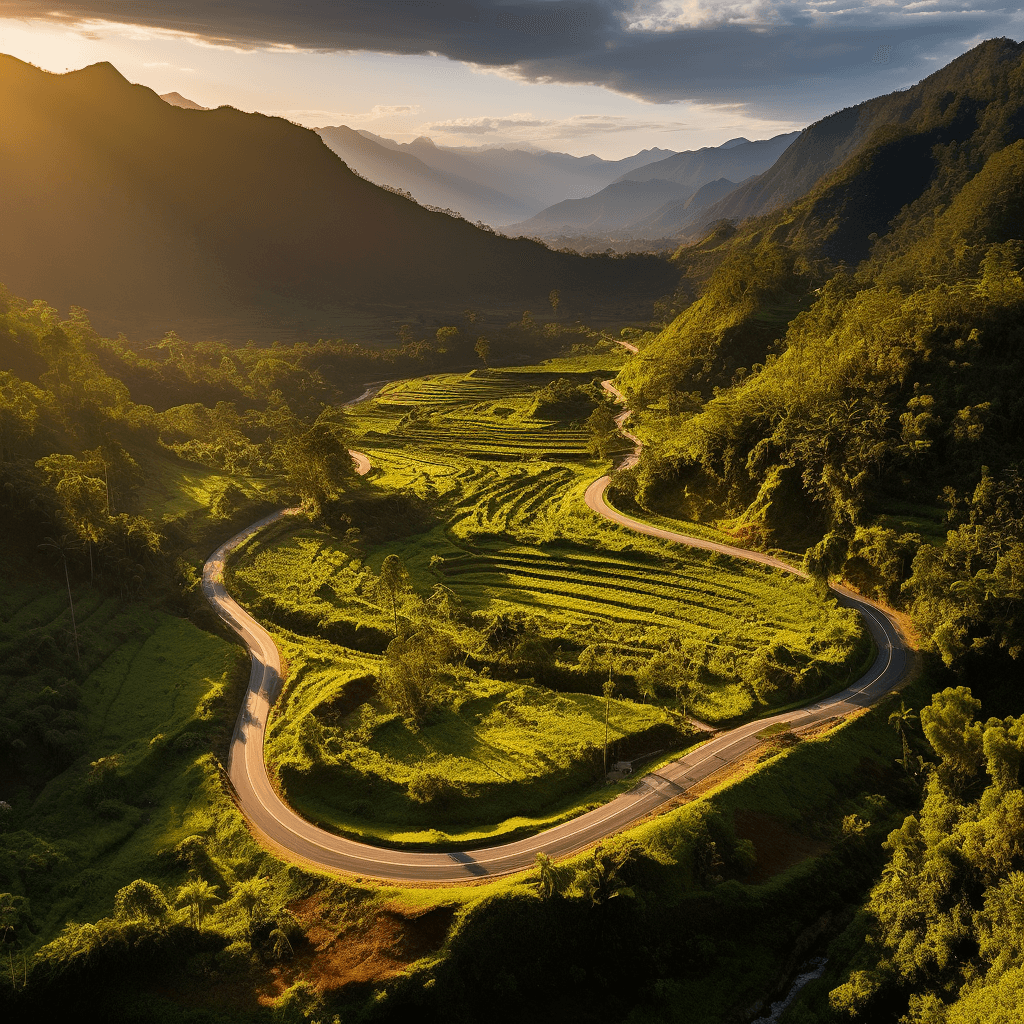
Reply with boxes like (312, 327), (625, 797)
(4, 0), (1020, 117)
(273, 103), (421, 129)
(418, 108), (805, 144)
(423, 111), (693, 138)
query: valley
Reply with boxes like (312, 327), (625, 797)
(2, 33), (1024, 1024)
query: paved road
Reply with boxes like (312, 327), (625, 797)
(204, 400), (910, 884)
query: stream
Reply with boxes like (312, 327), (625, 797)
(750, 957), (828, 1023)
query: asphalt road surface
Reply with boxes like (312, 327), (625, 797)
(203, 400), (910, 884)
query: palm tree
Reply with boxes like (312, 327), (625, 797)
(268, 926), (294, 960)
(889, 701), (918, 775)
(231, 876), (272, 931)
(39, 534), (81, 664)
(535, 852), (560, 898)
(176, 879), (220, 930)
(581, 846), (634, 906)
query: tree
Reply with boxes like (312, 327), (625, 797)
(175, 879), (220, 930)
(114, 879), (170, 922)
(1, 893), (29, 989)
(549, 289), (561, 315)
(637, 651), (675, 703)
(39, 534), (81, 664)
(474, 336), (490, 367)
(578, 845), (634, 906)
(586, 403), (619, 459)
(285, 417), (355, 516)
(603, 676), (615, 776)
(379, 629), (450, 723)
(889, 700), (919, 776)
(535, 852), (562, 898)
(36, 454), (108, 583)
(435, 326), (460, 354)
(376, 553), (411, 636)
(919, 686), (984, 791)
(230, 876), (272, 931)
(269, 925), (294, 961)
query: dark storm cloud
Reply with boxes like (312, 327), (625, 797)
(3, 0), (1019, 114)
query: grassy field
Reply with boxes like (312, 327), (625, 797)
(0, 581), (251, 939)
(264, 629), (680, 845)
(227, 355), (870, 843)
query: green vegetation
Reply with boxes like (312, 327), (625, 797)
(788, 687), (1024, 1024)
(6, 37), (1024, 1024)
(223, 361), (866, 844)
(370, 672), (924, 1024)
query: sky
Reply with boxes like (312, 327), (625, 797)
(0, 2), (1020, 158)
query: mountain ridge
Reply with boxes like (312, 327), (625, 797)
(320, 126), (679, 225)
(0, 53), (677, 338)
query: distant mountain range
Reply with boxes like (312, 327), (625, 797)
(0, 55), (677, 338)
(505, 133), (800, 239)
(317, 126), (677, 227)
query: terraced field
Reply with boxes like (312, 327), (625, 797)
(375, 369), (535, 408)
(227, 355), (868, 843)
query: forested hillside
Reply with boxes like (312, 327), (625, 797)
(611, 36), (1024, 1023)
(695, 37), (1024, 238)
(0, 55), (676, 338)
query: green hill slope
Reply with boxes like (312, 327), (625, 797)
(0, 55), (676, 337)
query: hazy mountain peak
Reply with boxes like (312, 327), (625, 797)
(160, 91), (208, 111)
(410, 136), (437, 148)
(718, 137), (750, 149)
(70, 61), (131, 87)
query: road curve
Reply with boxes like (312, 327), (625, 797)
(205, 399), (911, 884)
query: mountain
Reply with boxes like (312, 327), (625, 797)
(692, 38), (1024, 237)
(508, 134), (800, 240)
(317, 125), (531, 224)
(507, 179), (692, 236)
(625, 176), (750, 236)
(702, 36), (1024, 264)
(160, 91), (208, 110)
(320, 128), (678, 226)
(615, 133), (801, 190)
(0, 55), (677, 338)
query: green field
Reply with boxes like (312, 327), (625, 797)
(227, 357), (870, 843)
(0, 581), (255, 939)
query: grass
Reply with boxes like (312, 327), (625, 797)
(0, 581), (250, 941)
(871, 497), (949, 545)
(135, 447), (276, 522)
(261, 629), (679, 845)
(225, 358), (869, 844)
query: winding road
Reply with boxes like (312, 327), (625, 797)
(203, 381), (911, 884)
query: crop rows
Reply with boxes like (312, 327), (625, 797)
(375, 370), (539, 408)
(386, 420), (595, 462)
(436, 541), (817, 653)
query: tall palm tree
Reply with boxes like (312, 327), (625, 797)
(889, 700), (918, 774)
(230, 876), (272, 932)
(176, 879), (220, 930)
(39, 534), (80, 664)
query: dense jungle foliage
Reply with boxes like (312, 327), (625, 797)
(608, 37), (1024, 1024)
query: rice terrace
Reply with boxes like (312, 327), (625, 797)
(206, 345), (910, 880)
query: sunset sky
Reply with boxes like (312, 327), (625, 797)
(0, 2), (1019, 157)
